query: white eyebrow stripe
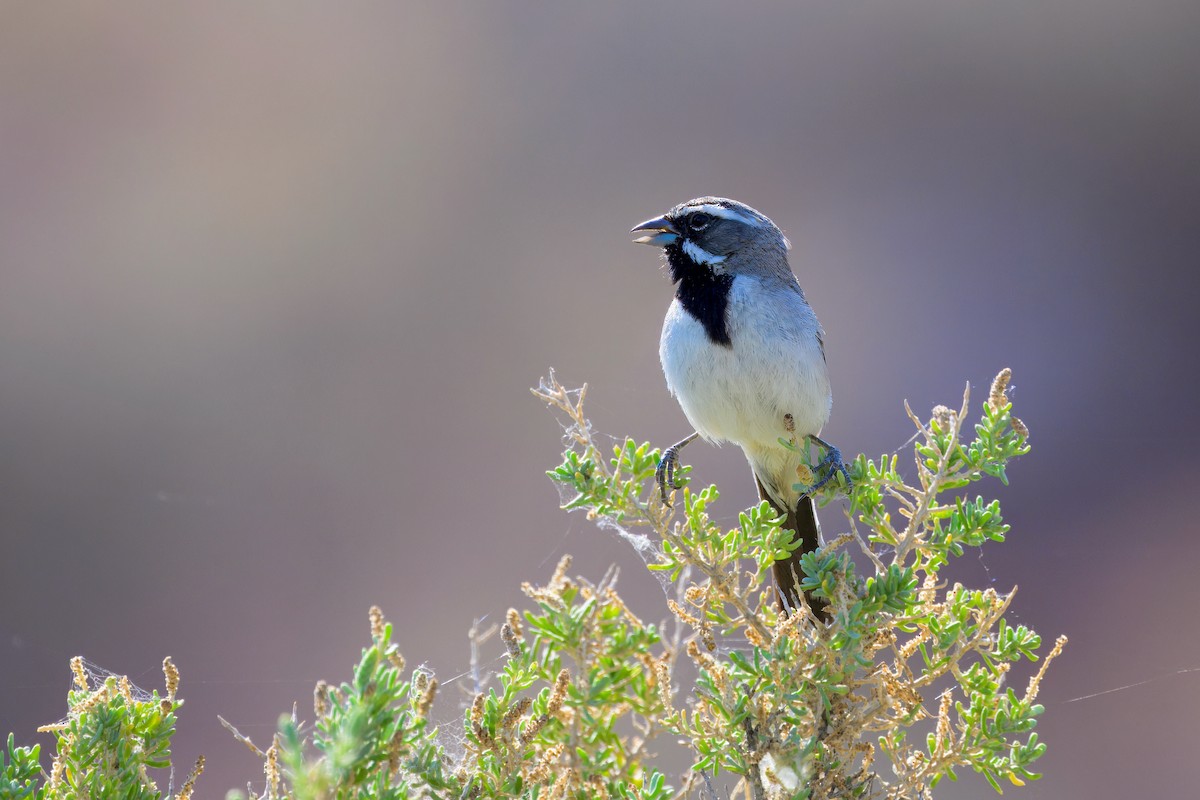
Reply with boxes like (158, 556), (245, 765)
(682, 239), (727, 266)
(691, 203), (764, 227)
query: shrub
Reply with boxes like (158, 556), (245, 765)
(1, 368), (1062, 800)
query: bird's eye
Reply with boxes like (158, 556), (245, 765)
(687, 213), (713, 232)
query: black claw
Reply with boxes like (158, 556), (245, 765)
(655, 456), (670, 503)
(656, 444), (688, 505)
(655, 433), (699, 506)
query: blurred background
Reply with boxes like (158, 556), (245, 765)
(2, 1), (1198, 796)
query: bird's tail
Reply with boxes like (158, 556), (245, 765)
(756, 476), (829, 622)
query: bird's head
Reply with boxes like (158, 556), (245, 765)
(631, 197), (791, 282)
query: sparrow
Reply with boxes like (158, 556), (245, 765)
(631, 197), (849, 620)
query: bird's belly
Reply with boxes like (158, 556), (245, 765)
(659, 298), (831, 454)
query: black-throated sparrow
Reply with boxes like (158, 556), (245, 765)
(632, 197), (848, 620)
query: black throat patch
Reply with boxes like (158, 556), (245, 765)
(666, 243), (734, 347)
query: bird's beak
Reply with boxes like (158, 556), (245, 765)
(631, 215), (680, 246)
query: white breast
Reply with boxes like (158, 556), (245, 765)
(659, 275), (832, 505)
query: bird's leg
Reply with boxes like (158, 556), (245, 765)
(656, 431), (700, 504)
(806, 434), (853, 494)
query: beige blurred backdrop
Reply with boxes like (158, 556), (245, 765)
(2, 2), (1198, 796)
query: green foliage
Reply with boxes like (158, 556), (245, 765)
(1, 734), (43, 800)
(532, 368), (1063, 799)
(241, 608), (454, 800)
(2, 369), (1061, 800)
(220, 580), (679, 799)
(0, 657), (199, 800)
(459, 559), (675, 797)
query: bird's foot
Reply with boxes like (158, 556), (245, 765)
(807, 435), (853, 495)
(655, 446), (685, 505)
(655, 432), (699, 505)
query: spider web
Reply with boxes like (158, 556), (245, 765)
(547, 414), (675, 594)
(53, 658), (159, 716)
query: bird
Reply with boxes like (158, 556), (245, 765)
(631, 197), (848, 621)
